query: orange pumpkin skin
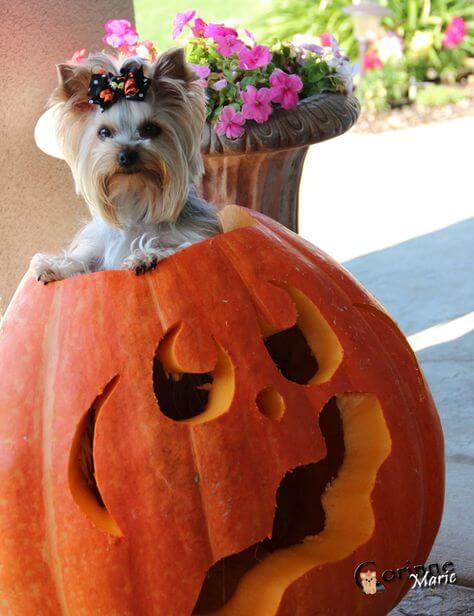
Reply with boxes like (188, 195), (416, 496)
(0, 206), (443, 616)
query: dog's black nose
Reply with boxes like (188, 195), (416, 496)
(118, 149), (139, 168)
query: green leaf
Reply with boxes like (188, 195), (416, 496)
(222, 68), (235, 82)
(240, 75), (258, 89)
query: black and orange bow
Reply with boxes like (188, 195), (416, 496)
(88, 64), (151, 112)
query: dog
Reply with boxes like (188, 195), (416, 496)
(360, 570), (378, 595)
(30, 48), (221, 283)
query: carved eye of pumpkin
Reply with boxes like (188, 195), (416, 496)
(261, 285), (343, 386)
(152, 323), (235, 424)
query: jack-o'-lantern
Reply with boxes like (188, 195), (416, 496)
(0, 205), (444, 615)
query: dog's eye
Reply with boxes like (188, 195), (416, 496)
(139, 123), (161, 139)
(98, 127), (112, 140)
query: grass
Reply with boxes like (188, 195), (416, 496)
(416, 85), (466, 107)
(134, 0), (268, 50)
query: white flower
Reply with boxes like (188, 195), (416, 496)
(410, 30), (434, 54)
(293, 34), (324, 55)
(376, 32), (403, 63)
(292, 34), (326, 64)
(293, 34), (318, 46)
(329, 57), (357, 94)
(287, 42), (301, 60)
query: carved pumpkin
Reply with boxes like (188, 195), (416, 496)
(0, 206), (443, 615)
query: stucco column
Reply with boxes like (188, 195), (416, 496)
(0, 0), (134, 312)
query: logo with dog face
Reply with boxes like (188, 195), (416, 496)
(354, 560), (386, 595)
(355, 559), (456, 595)
(360, 569), (378, 595)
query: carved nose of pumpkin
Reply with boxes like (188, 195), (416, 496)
(118, 149), (139, 168)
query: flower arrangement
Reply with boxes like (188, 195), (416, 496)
(72, 19), (158, 64)
(173, 11), (355, 139)
(71, 13), (355, 140)
(102, 19), (158, 62)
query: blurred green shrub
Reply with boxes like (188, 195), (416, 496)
(415, 83), (466, 105)
(357, 62), (410, 111)
(384, 0), (473, 82)
(253, 0), (358, 58)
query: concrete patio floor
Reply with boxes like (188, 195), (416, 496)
(299, 116), (474, 614)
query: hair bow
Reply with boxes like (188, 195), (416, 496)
(88, 64), (151, 112)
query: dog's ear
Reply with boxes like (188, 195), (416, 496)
(51, 63), (92, 112)
(151, 48), (195, 84)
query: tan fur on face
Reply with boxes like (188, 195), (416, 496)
(50, 50), (206, 227)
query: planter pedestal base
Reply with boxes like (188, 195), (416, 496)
(200, 93), (360, 232)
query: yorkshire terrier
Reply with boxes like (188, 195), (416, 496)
(30, 48), (221, 283)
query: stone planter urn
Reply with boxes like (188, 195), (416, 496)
(200, 93), (360, 232)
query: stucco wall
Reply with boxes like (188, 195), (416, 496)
(0, 0), (134, 312)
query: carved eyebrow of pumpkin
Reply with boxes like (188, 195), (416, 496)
(260, 284), (343, 386)
(68, 375), (122, 537)
(153, 323), (235, 425)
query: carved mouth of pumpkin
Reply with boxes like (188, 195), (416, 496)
(193, 393), (391, 615)
(193, 396), (345, 613)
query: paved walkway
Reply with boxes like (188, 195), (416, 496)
(299, 117), (474, 614)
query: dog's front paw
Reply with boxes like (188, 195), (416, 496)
(30, 254), (67, 284)
(122, 250), (164, 276)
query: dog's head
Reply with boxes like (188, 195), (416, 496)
(50, 50), (205, 227)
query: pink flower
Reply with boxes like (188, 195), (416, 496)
(442, 16), (466, 49)
(269, 69), (303, 110)
(216, 106), (246, 139)
(244, 29), (256, 46)
(190, 64), (211, 78)
(241, 86), (273, 124)
(363, 49), (383, 71)
(172, 9), (196, 39)
(190, 64), (211, 87)
(191, 17), (207, 37)
(103, 19), (138, 49)
(204, 23), (238, 38)
(238, 45), (272, 70)
(71, 48), (88, 64)
(215, 34), (244, 57)
(320, 32), (334, 47)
